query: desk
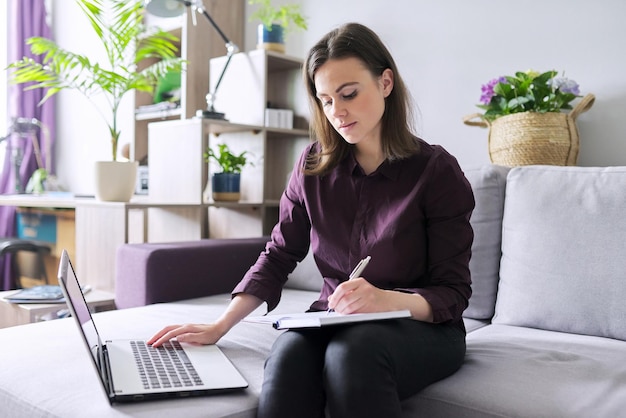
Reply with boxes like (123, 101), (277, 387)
(0, 289), (115, 328)
(0, 194), (209, 292)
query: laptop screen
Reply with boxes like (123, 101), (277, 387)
(58, 251), (106, 378)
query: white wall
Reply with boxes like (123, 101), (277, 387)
(249, 0), (626, 169)
(54, 0), (626, 193)
(52, 0), (134, 195)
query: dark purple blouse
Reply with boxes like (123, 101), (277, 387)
(233, 138), (475, 330)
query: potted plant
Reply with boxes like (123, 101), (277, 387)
(8, 0), (185, 202)
(463, 70), (595, 166)
(204, 143), (250, 202)
(248, 0), (308, 53)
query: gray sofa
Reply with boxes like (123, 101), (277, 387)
(2, 164), (625, 417)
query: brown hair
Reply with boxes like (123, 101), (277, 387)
(303, 22), (418, 176)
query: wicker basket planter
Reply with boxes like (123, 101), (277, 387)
(464, 94), (595, 167)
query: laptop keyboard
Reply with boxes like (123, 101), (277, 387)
(131, 340), (204, 389)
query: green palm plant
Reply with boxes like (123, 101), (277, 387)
(8, 0), (185, 161)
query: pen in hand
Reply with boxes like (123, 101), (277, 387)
(327, 256), (371, 314)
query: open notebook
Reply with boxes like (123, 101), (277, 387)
(245, 309), (411, 330)
(57, 250), (248, 403)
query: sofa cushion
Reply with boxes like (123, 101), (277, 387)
(493, 166), (626, 341)
(408, 324), (626, 417)
(462, 165), (510, 320)
(115, 237), (269, 308)
(286, 246), (324, 291)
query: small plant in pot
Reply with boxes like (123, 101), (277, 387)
(248, 0), (308, 53)
(204, 143), (250, 202)
(8, 0), (184, 202)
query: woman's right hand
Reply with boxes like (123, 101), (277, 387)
(147, 322), (227, 347)
(148, 293), (265, 348)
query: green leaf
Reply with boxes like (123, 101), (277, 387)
(248, 0), (307, 33)
(204, 144), (251, 173)
(475, 69), (582, 121)
(8, 0), (185, 161)
(508, 96), (530, 111)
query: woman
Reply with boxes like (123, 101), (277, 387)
(149, 22), (475, 418)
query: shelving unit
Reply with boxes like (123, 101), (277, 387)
(133, 0), (244, 164)
(148, 49), (311, 238)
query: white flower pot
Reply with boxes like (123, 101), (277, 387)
(94, 161), (138, 202)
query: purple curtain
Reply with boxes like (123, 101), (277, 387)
(1, 0), (55, 290)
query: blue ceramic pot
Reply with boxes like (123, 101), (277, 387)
(212, 172), (241, 201)
(257, 23), (285, 53)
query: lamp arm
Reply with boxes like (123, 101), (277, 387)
(192, 0), (240, 108)
(196, 1), (240, 116)
(162, 0), (239, 119)
(206, 43), (238, 112)
(194, 3), (231, 46)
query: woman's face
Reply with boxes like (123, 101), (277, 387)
(314, 57), (393, 146)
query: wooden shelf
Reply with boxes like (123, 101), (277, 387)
(132, 0), (245, 163)
(205, 119), (264, 136)
(266, 127), (309, 137)
(208, 201), (264, 208)
(148, 49), (310, 238)
(265, 50), (305, 71)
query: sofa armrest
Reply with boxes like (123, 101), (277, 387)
(115, 237), (269, 309)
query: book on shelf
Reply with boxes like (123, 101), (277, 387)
(264, 108), (294, 129)
(3, 284), (91, 304)
(135, 101), (180, 115)
(244, 309), (411, 330)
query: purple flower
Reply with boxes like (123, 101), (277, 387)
(474, 70), (583, 121)
(480, 76), (507, 104)
(548, 77), (580, 95)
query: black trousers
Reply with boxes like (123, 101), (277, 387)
(257, 319), (466, 418)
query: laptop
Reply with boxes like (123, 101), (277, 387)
(57, 250), (248, 403)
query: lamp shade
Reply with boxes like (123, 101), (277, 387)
(144, 0), (186, 18)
